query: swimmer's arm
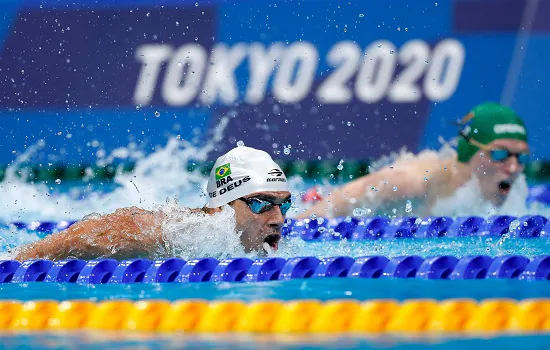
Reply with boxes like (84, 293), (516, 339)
(14, 207), (166, 261)
(298, 157), (442, 218)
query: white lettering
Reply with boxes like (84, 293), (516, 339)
(494, 124), (526, 135)
(133, 44), (173, 105)
(355, 40), (396, 103)
(245, 43), (284, 104)
(316, 41), (361, 104)
(388, 40), (430, 103)
(424, 39), (465, 102)
(272, 42), (318, 103)
(162, 44), (207, 106)
(200, 43), (248, 105)
(134, 39), (466, 106)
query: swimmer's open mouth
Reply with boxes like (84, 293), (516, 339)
(263, 233), (280, 253)
(499, 181), (511, 195)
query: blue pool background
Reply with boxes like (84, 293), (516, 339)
(0, 0), (550, 349)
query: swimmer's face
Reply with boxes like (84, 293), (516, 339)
(229, 191), (290, 254)
(469, 138), (529, 205)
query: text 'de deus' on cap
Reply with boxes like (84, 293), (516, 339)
(206, 146), (289, 208)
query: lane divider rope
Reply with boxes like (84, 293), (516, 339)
(0, 298), (549, 333)
(1, 255), (549, 284)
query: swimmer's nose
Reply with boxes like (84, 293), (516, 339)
(504, 155), (521, 175)
(266, 205), (285, 231)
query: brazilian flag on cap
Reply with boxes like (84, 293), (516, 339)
(215, 163), (232, 180)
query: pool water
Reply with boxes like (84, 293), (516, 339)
(0, 333), (548, 350)
(1, 279), (550, 302)
(1, 333), (550, 350)
(1, 149), (550, 349)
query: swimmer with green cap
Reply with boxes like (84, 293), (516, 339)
(299, 102), (530, 218)
(15, 146), (291, 261)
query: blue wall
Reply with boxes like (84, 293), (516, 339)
(0, 0), (548, 165)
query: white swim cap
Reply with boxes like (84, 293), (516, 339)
(205, 146), (289, 208)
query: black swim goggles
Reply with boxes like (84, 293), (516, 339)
(238, 197), (292, 215)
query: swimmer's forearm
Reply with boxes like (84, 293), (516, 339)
(14, 231), (96, 261)
(14, 207), (165, 261)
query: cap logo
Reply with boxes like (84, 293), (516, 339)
(215, 163), (232, 180)
(494, 124), (526, 135)
(268, 168), (283, 177)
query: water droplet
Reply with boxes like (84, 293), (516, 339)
(283, 147), (291, 155)
(195, 2), (199, 6)
(154, 111), (160, 118)
(509, 219), (520, 232)
(346, 121), (351, 126)
(393, 186), (397, 191)
(390, 50), (394, 55)
(358, 13), (364, 17)
(237, 140), (245, 147)
(405, 200), (413, 213)
(146, 12), (150, 17)
(55, 179), (61, 185)
(284, 119), (288, 123)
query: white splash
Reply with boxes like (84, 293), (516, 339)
(161, 201), (246, 259)
(0, 118), (231, 223)
(431, 173), (530, 217)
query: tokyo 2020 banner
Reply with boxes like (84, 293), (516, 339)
(0, 0), (548, 165)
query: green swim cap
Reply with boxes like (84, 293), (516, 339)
(457, 102), (528, 163)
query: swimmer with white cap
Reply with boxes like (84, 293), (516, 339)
(15, 146), (291, 261)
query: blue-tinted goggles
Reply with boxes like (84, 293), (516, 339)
(239, 197), (292, 215)
(490, 149), (529, 165)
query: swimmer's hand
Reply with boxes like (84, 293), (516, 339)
(14, 207), (167, 261)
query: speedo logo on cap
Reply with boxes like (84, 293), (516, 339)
(494, 124), (526, 135)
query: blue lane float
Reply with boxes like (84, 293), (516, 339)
(44, 259), (87, 283)
(143, 258), (186, 283)
(6, 215), (550, 240)
(244, 257), (286, 282)
(108, 259), (152, 284)
(76, 259), (119, 284)
(2, 254), (550, 284)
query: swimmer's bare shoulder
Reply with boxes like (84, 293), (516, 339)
(14, 206), (204, 261)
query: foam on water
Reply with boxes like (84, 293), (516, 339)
(161, 201), (247, 259)
(431, 172), (529, 217)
